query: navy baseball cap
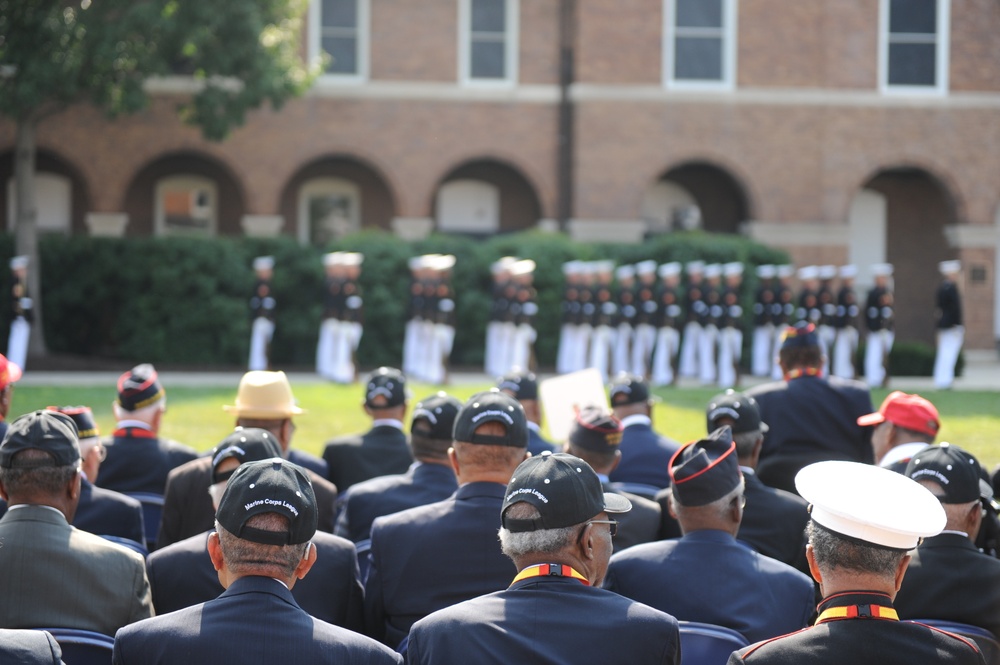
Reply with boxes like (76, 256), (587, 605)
(211, 428), (283, 484)
(216, 458), (318, 546)
(411, 392), (463, 441)
(501, 452), (631, 532)
(568, 406), (623, 453)
(497, 371), (538, 401)
(364, 367), (407, 409)
(706, 390), (768, 435)
(609, 372), (651, 406)
(669, 427), (742, 506)
(0, 410), (81, 468)
(453, 390), (528, 448)
(906, 443), (993, 505)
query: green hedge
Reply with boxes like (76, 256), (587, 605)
(2, 230), (790, 369)
(853, 340), (965, 378)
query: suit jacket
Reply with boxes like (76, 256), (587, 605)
(288, 448), (330, 478)
(604, 484), (661, 553)
(365, 482), (517, 647)
(407, 574), (681, 665)
(97, 427), (198, 495)
(323, 425), (413, 492)
(608, 420), (681, 489)
(746, 375), (873, 494)
(334, 462), (457, 543)
(113, 576), (402, 665)
(527, 427), (556, 457)
(146, 530), (365, 631)
(606, 529), (815, 644)
(74, 478), (147, 545)
(0, 505), (153, 636)
(157, 456), (337, 549)
(894, 533), (1000, 640)
(729, 591), (985, 665)
(0, 629), (63, 665)
(738, 472), (810, 574)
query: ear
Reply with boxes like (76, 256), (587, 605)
(448, 447), (460, 477)
(666, 492), (679, 521)
(207, 531), (230, 590)
(609, 450), (622, 473)
(67, 469), (81, 502)
(0, 478), (8, 502)
(293, 542), (317, 581)
(893, 554), (911, 593)
(805, 544), (823, 586)
(578, 522), (596, 560)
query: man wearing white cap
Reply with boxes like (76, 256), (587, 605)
(729, 461), (985, 665)
(6, 255), (31, 371)
(489, 257), (519, 376)
(613, 265), (636, 376)
(832, 265), (859, 379)
(795, 266), (820, 326)
(422, 255), (457, 384)
(816, 265), (838, 376)
(697, 264), (722, 385)
(403, 256), (428, 379)
(933, 260), (963, 389)
(651, 262), (683, 386)
(631, 260), (660, 378)
(248, 256), (276, 371)
(864, 264), (894, 388)
(751, 265), (776, 377)
(717, 262), (744, 388)
(506, 259), (537, 376)
(679, 261), (705, 378)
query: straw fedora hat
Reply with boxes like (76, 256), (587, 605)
(223, 371), (305, 419)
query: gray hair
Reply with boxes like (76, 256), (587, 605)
(731, 430), (761, 458)
(498, 502), (578, 559)
(216, 513), (310, 578)
(0, 449), (79, 497)
(808, 520), (906, 577)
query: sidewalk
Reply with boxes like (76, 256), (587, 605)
(15, 349), (1000, 390)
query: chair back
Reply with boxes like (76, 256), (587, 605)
(607, 481), (661, 500)
(907, 619), (1000, 665)
(355, 538), (372, 585)
(125, 492), (164, 551)
(100, 535), (149, 559)
(38, 628), (114, 665)
(678, 621), (750, 665)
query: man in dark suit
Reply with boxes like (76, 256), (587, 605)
(564, 405), (661, 553)
(705, 391), (810, 573)
(0, 410), (153, 635)
(857, 391), (939, 473)
(729, 460), (984, 665)
(746, 322), (874, 494)
(606, 428), (815, 644)
(323, 367), (412, 492)
(0, 629), (63, 665)
(158, 371), (336, 548)
(364, 390), (529, 648)
(407, 453), (681, 665)
(895, 444), (1000, 641)
(335, 392), (460, 544)
(113, 458), (401, 665)
(96, 364), (198, 495)
(496, 370), (555, 456)
(146, 428), (364, 630)
(607, 372), (680, 490)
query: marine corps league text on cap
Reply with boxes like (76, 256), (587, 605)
(215, 458), (318, 546)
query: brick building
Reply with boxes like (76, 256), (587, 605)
(1, 0), (999, 349)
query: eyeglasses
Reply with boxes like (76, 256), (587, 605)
(586, 520), (619, 537)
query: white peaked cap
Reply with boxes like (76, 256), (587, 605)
(818, 265), (837, 280)
(658, 262), (682, 278)
(871, 263), (894, 277)
(432, 255), (456, 271)
(635, 260), (658, 275)
(9, 256), (28, 270)
(939, 260), (961, 275)
(839, 265), (858, 279)
(615, 265), (636, 280)
(703, 264), (722, 279)
(593, 260), (615, 274)
(755, 264), (776, 279)
(777, 265), (795, 279)
(796, 461), (945, 550)
(494, 256), (520, 274)
(798, 265), (819, 281)
(341, 252), (364, 266)
(510, 259), (536, 276)
(723, 262), (744, 277)
(323, 252), (344, 267)
(686, 261), (705, 274)
(561, 260), (580, 275)
(253, 256), (274, 271)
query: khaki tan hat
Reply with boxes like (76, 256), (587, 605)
(223, 371), (305, 419)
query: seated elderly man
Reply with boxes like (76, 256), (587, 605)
(407, 452), (681, 664)
(0, 410), (152, 635)
(730, 461), (985, 664)
(894, 444), (1000, 642)
(146, 428), (364, 630)
(606, 427), (815, 644)
(113, 459), (401, 664)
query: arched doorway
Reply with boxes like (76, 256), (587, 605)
(432, 159), (541, 235)
(644, 162), (750, 235)
(1, 149), (90, 235)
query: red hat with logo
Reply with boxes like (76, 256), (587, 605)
(0, 353), (22, 391)
(857, 391), (940, 437)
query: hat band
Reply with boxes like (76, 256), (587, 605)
(119, 387), (165, 410)
(239, 524), (296, 546)
(810, 513), (916, 552)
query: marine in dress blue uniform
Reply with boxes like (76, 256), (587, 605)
(606, 427), (815, 644)
(607, 373), (680, 490)
(334, 392), (461, 543)
(729, 461), (983, 665)
(651, 262), (683, 386)
(364, 391), (529, 648)
(406, 452), (680, 665)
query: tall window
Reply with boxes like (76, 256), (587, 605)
(155, 176), (217, 236)
(881, 0), (949, 93)
(665, 0), (737, 89)
(313, 0), (368, 79)
(460, 0), (518, 85)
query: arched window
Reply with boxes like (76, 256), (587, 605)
(154, 175), (217, 236)
(436, 179), (500, 233)
(297, 177), (361, 245)
(6, 172), (71, 233)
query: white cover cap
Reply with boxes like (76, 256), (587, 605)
(723, 262), (744, 277)
(797, 265), (819, 281)
(253, 256), (274, 271)
(796, 461), (945, 550)
(323, 252), (344, 267)
(432, 255), (456, 271)
(341, 252), (364, 266)
(703, 263), (722, 279)
(635, 260), (658, 275)
(839, 264), (858, 279)
(9, 255), (28, 270)
(593, 260), (615, 274)
(658, 262), (682, 278)
(777, 265), (795, 279)
(615, 265), (636, 280)
(494, 256), (520, 274)
(686, 261), (705, 274)
(510, 259), (536, 276)
(939, 260), (961, 275)
(871, 263), (894, 277)
(818, 265), (837, 280)
(561, 260), (580, 276)
(755, 264), (776, 279)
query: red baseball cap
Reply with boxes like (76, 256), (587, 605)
(857, 391), (940, 437)
(0, 354), (22, 391)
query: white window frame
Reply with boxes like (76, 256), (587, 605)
(6, 172), (72, 233)
(154, 175), (218, 237)
(297, 177), (361, 245)
(663, 0), (738, 91)
(309, 0), (370, 83)
(458, 0), (519, 87)
(878, 0), (949, 95)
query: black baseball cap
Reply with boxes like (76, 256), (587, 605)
(411, 392), (463, 441)
(216, 458), (318, 546)
(364, 367), (407, 409)
(0, 410), (81, 468)
(453, 390), (528, 448)
(497, 371), (538, 401)
(568, 406), (623, 453)
(669, 427), (742, 507)
(906, 443), (993, 504)
(47, 406), (99, 440)
(706, 390), (769, 435)
(501, 452), (632, 532)
(609, 372), (651, 407)
(211, 428), (283, 484)
(116, 363), (165, 411)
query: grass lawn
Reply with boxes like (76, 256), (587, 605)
(10, 382), (1000, 470)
